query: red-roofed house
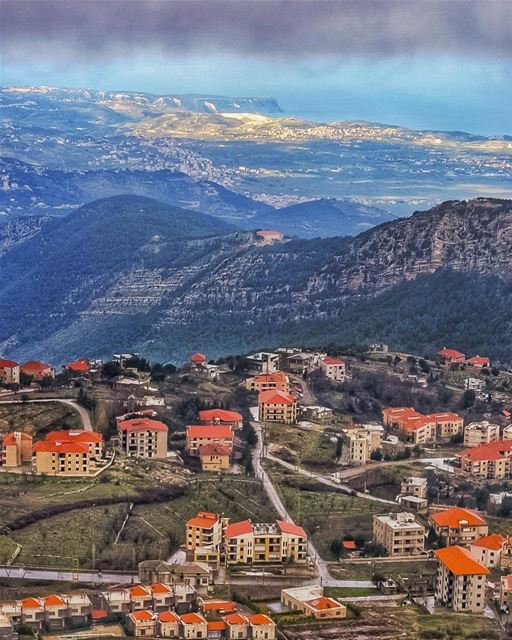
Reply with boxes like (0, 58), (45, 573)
(43, 595), (68, 630)
(191, 353), (207, 365)
(199, 444), (231, 472)
(0, 358), (20, 385)
(245, 371), (290, 393)
(225, 520), (255, 565)
(434, 545), (488, 612)
(258, 390), (297, 424)
(158, 610), (180, 637)
(281, 585), (347, 619)
(185, 512), (226, 566)
(64, 359), (90, 375)
(180, 612), (208, 639)
(126, 609), (157, 637)
(223, 613), (249, 639)
(429, 508), (488, 546)
(320, 356), (346, 382)
(45, 430), (104, 459)
(437, 348), (466, 366)
(470, 533), (509, 568)
(199, 409), (243, 430)
(117, 416), (168, 459)
(186, 425), (234, 456)
(466, 355), (490, 369)
(32, 439), (94, 477)
(129, 585), (153, 611)
(248, 614), (276, 640)
(456, 440), (512, 479)
(20, 360), (54, 380)
(1, 431), (32, 468)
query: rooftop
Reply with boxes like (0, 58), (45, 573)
(435, 545), (489, 576)
(430, 507), (487, 528)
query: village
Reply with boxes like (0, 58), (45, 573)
(0, 343), (512, 640)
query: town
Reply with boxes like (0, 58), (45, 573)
(0, 343), (511, 640)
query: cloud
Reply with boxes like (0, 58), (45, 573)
(1, 0), (511, 64)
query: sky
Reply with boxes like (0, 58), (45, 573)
(1, 0), (511, 135)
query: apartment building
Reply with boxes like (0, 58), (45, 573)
(245, 352), (280, 375)
(434, 545), (488, 613)
(470, 533), (509, 568)
(225, 520), (308, 565)
(185, 512), (226, 566)
(20, 360), (54, 380)
(382, 407), (463, 444)
(372, 512), (425, 556)
(464, 421), (500, 447)
(0, 359), (20, 386)
(343, 424), (383, 464)
(427, 413), (464, 439)
(499, 575), (512, 611)
(456, 440), (512, 479)
(198, 409), (243, 430)
(0, 432), (32, 468)
(185, 425), (234, 456)
(32, 441), (92, 477)
(198, 444), (231, 472)
(45, 430), (104, 459)
(244, 371), (290, 393)
(400, 476), (427, 499)
(320, 356), (346, 382)
(258, 390), (297, 424)
(429, 508), (488, 546)
(117, 415), (168, 459)
(281, 586), (347, 619)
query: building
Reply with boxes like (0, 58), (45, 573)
(33, 440), (94, 477)
(429, 508), (488, 546)
(185, 425), (234, 457)
(0, 359), (20, 386)
(190, 353), (207, 366)
(464, 377), (485, 392)
(199, 444), (231, 472)
(20, 360), (54, 380)
(245, 371), (290, 393)
(499, 575), (512, 611)
(456, 440), (512, 479)
(138, 561), (211, 595)
(343, 424), (383, 465)
(223, 613), (249, 639)
(372, 512), (425, 556)
(397, 494), (428, 513)
(245, 352), (280, 375)
(320, 356), (346, 382)
(258, 390), (297, 424)
(0, 432), (32, 468)
(158, 610), (180, 638)
(64, 359), (90, 376)
(434, 545), (488, 613)
(248, 614), (276, 640)
(45, 430), (104, 459)
(463, 421), (500, 447)
(180, 612), (208, 639)
(470, 533), (509, 568)
(400, 477), (427, 499)
(301, 406), (333, 422)
(382, 407), (463, 444)
(185, 513), (225, 566)
(466, 355), (490, 369)
(256, 229), (283, 244)
(198, 409), (243, 430)
(0, 593), (92, 634)
(436, 348), (466, 366)
(0, 612), (15, 640)
(286, 352), (315, 375)
(427, 413), (464, 439)
(281, 586), (347, 619)
(117, 415), (168, 459)
(127, 609), (157, 637)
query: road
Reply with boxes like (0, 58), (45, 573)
(288, 373), (315, 405)
(0, 565), (137, 585)
(0, 398), (92, 431)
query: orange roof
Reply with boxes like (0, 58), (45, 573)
(44, 595), (66, 606)
(457, 440), (512, 462)
(342, 540), (357, 550)
(151, 582), (172, 594)
(129, 610), (154, 622)
(187, 425), (233, 440)
(208, 621), (227, 631)
(223, 613), (248, 625)
(0, 359), (18, 368)
(471, 533), (507, 551)
(225, 519), (253, 538)
(46, 430), (103, 444)
(118, 417), (168, 433)
(249, 614), (274, 626)
(258, 389), (295, 405)
(434, 545), (489, 576)
(20, 360), (52, 374)
(2, 432), (32, 445)
(65, 358), (90, 372)
(307, 596), (343, 610)
(437, 348), (465, 359)
(430, 507), (487, 528)
(199, 443), (232, 457)
(199, 409), (243, 423)
(21, 598), (43, 609)
(33, 440), (89, 454)
(401, 415), (435, 432)
(323, 356), (344, 365)
(427, 412), (463, 422)
(181, 612), (206, 625)
(382, 406), (423, 420)
(277, 520), (307, 538)
(202, 600), (237, 613)
(254, 371), (287, 382)
(186, 513), (219, 529)
(158, 611), (180, 623)
(92, 609), (109, 620)
(130, 585), (151, 597)
(191, 353), (207, 363)
(467, 355), (490, 366)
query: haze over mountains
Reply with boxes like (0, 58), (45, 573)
(0, 195), (510, 364)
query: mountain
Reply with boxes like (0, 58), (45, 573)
(0, 197), (511, 364)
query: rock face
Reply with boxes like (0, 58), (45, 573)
(0, 196), (510, 362)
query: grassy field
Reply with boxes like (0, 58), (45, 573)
(328, 559), (436, 581)
(0, 535), (19, 564)
(325, 586), (377, 598)
(0, 402), (81, 437)
(264, 422), (341, 471)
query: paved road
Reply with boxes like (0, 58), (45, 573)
(288, 373), (315, 405)
(0, 565), (137, 585)
(0, 398), (92, 431)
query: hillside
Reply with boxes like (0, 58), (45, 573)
(0, 196), (510, 363)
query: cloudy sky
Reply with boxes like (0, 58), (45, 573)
(1, 0), (511, 134)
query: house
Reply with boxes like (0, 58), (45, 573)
(64, 359), (90, 375)
(248, 614), (276, 640)
(207, 620), (225, 639)
(342, 424), (382, 465)
(186, 425), (234, 456)
(64, 593), (92, 626)
(456, 440), (512, 479)
(464, 377), (485, 392)
(429, 508), (488, 546)
(258, 390), (297, 424)
(45, 430), (104, 459)
(470, 533), (509, 568)
(397, 495), (428, 513)
(499, 575), (512, 611)
(126, 609), (157, 637)
(158, 610), (180, 638)
(117, 415), (168, 459)
(400, 477), (427, 499)
(427, 413), (464, 439)
(0, 359), (20, 386)
(200, 600), (237, 618)
(101, 587), (132, 614)
(191, 353), (208, 366)
(301, 405), (333, 422)
(138, 561), (211, 595)
(434, 545), (488, 613)
(436, 348), (466, 366)
(463, 421), (500, 447)
(223, 613), (248, 639)
(0, 432), (32, 468)
(43, 595), (68, 630)
(466, 355), (490, 369)
(256, 229), (283, 244)
(245, 371), (290, 393)
(372, 512), (425, 556)
(129, 585), (153, 611)
(32, 440), (93, 477)
(320, 356), (346, 382)
(199, 444), (231, 472)
(286, 352), (314, 375)
(180, 612), (208, 639)
(245, 352), (280, 375)
(0, 612), (15, 640)
(185, 513), (225, 565)
(281, 586), (347, 619)
(198, 409), (243, 430)
(382, 407), (463, 444)
(20, 360), (54, 381)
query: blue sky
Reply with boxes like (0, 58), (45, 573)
(2, 0), (511, 135)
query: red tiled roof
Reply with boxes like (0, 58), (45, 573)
(430, 507), (487, 528)
(46, 430), (103, 444)
(118, 417), (168, 433)
(186, 513), (219, 529)
(191, 353), (207, 363)
(21, 598), (43, 609)
(437, 348), (465, 359)
(225, 519), (253, 538)
(130, 585), (151, 597)
(0, 359), (18, 368)
(467, 355), (490, 366)
(65, 358), (90, 372)
(180, 612), (206, 625)
(258, 390), (295, 405)
(129, 610), (154, 622)
(307, 596), (343, 610)
(187, 425), (233, 439)
(277, 520), (307, 538)
(249, 614), (274, 626)
(2, 432), (32, 445)
(199, 409), (243, 423)
(20, 360), (52, 374)
(342, 540), (357, 550)
(382, 407), (423, 420)
(256, 229), (283, 237)
(44, 595), (66, 606)
(202, 601), (237, 613)
(254, 371), (288, 382)
(457, 440), (512, 462)
(223, 613), (248, 625)
(199, 443), (232, 457)
(208, 621), (226, 631)
(158, 611), (180, 623)
(92, 609), (109, 620)
(33, 441), (89, 454)
(472, 533), (507, 551)
(323, 356), (344, 365)
(401, 415), (435, 432)
(435, 545), (489, 576)
(151, 583), (172, 594)
(427, 412), (463, 422)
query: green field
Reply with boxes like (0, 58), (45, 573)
(264, 422), (341, 471)
(0, 402), (81, 436)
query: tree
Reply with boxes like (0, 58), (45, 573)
(370, 448), (383, 461)
(461, 389), (476, 409)
(330, 539), (342, 557)
(475, 488), (489, 511)
(101, 361), (122, 379)
(335, 437), (343, 460)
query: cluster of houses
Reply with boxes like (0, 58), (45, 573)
(382, 406), (464, 445)
(371, 505), (512, 613)
(185, 511), (308, 568)
(245, 348), (345, 382)
(436, 348), (490, 369)
(0, 359), (54, 386)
